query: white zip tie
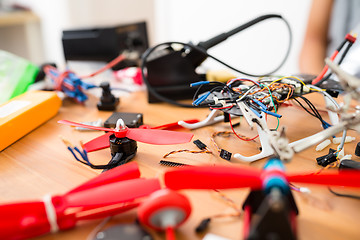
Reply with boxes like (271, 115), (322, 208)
(42, 194), (59, 233)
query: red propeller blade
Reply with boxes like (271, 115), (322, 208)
(64, 178), (161, 207)
(58, 120), (113, 132)
(125, 128), (193, 145)
(151, 119), (200, 130)
(287, 171), (360, 188)
(164, 165), (263, 190)
(68, 162), (140, 194)
(82, 132), (112, 152)
(76, 202), (140, 221)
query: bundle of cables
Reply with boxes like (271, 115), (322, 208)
(312, 33), (357, 86)
(44, 54), (126, 103)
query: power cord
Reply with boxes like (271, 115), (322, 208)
(141, 14), (293, 107)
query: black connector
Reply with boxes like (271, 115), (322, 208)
(220, 149), (232, 161)
(193, 139), (207, 150)
(195, 218), (211, 233)
(316, 148), (337, 167)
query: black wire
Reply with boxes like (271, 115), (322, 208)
(300, 96), (323, 120)
(328, 187), (360, 200)
(141, 14), (293, 107)
(315, 41), (354, 86)
(293, 96), (325, 125)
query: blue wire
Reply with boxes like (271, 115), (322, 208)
(67, 147), (89, 165)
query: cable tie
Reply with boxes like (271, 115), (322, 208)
(42, 194), (59, 233)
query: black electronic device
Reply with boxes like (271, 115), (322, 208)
(97, 82), (119, 111)
(62, 22), (148, 69)
(104, 112), (143, 129)
(142, 14), (292, 105)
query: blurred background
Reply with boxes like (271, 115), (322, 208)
(0, 0), (311, 74)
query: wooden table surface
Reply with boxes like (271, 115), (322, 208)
(1, 90), (360, 240)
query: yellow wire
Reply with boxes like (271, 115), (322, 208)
(268, 76), (325, 92)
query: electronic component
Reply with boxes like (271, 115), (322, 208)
(62, 22), (148, 69)
(104, 112), (143, 128)
(142, 14), (292, 106)
(193, 139), (208, 150)
(0, 91), (61, 151)
(220, 149), (232, 161)
(159, 160), (189, 167)
(97, 82), (119, 111)
(316, 148), (338, 167)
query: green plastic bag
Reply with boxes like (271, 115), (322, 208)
(0, 50), (39, 104)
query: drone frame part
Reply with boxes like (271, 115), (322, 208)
(178, 109), (239, 129)
(233, 93), (340, 162)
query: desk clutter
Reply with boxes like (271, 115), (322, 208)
(1, 14), (360, 240)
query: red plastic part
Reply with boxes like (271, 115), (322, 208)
(76, 202), (140, 220)
(243, 205), (252, 240)
(0, 201), (52, 240)
(68, 162), (140, 194)
(151, 119), (200, 130)
(83, 132), (112, 152)
(345, 33), (357, 43)
(287, 170), (360, 188)
(164, 165), (263, 190)
(137, 189), (192, 231)
(65, 178), (161, 207)
(60, 119), (193, 149)
(125, 128), (193, 145)
(166, 226), (176, 240)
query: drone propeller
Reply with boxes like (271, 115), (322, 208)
(58, 120), (193, 152)
(64, 178), (160, 207)
(164, 165), (263, 190)
(164, 165), (360, 190)
(0, 162), (161, 240)
(287, 171), (360, 188)
(68, 161), (140, 193)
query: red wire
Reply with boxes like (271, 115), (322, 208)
(80, 54), (126, 79)
(228, 115), (258, 141)
(311, 50), (338, 85)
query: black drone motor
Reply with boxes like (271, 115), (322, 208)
(105, 134), (138, 171)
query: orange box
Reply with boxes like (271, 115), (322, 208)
(0, 90), (61, 151)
